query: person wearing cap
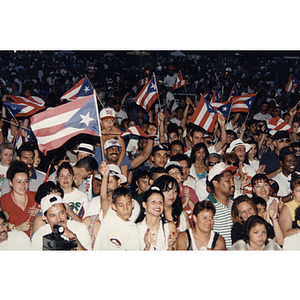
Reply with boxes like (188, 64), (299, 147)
(259, 130), (296, 178)
(205, 162), (237, 248)
(226, 138), (256, 196)
(99, 107), (126, 168)
(272, 146), (298, 203)
(163, 65), (177, 88)
(0, 210), (32, 250)
(31, 194), (92, 250)
(112, 95), (128, 125)
(151, 144), (169, 169)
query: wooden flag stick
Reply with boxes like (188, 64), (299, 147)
(3, 118), (32, 131)
(93, 91), (105, 160)
(153, 72), (161, 110)
(86, 74), (105, 108)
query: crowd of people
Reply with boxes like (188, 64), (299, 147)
(1, 50), (300, 250)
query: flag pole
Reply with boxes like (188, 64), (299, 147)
(3, 119), (32, 131)
(153, 72), (161, 110)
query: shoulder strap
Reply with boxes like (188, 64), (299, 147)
(210, 232), (219, 250)
(185, 229), (192, 251)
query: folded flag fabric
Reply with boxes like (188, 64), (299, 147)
(134, 76), (159, 111)
(267, 117), (293, 136)
(173, 71), (188, 90)
(61, 76), (94, 101)
(155, 104), (168, 127)
(228, 85), (238, 101)
(231, 94), (256, 113)
(4, 95), (45, 117)
(210, 90), (219, 103)
(30, 93), (100, 154)
(211, 101), (232, 119)
(285, 74), (298, 93)
(121, 125), (155, 138)
(190, 96), (218, 133)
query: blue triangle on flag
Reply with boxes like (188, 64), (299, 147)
(76, 77), (94, 97)
(147, 78), (158, 94)
(63, 96), (100, 135)
(3, 102), (24, 116)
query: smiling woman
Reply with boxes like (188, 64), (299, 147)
(0, 160), (38, 237)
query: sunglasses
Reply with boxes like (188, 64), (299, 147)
(205, 141), (213, 145)
(226, 160), (239, 167)
(278, 138), (291, 143)
(207, 161), (220, 166)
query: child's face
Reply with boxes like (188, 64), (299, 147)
(112, 195), (133, 221)
(256, 204), (266, 219)
(101, 118), (115, 131)
(0, 149), (14, 166)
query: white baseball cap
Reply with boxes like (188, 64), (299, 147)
(95, 164), (127, 184)
(104, 139), (121, 150)
(100, 108), (116, 120)
(40, 194), (64, 219)
(73, 143), (94, 156)
(226, 138), (251, 153)
(208, 162), (237, 182)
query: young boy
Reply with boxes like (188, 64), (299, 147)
(93, 186), (143, 250)
(0, 142), (15, 196)
(100, 108), (126, 167)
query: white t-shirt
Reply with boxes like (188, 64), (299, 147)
(253, 112), (272, 121)
(272, 172), (292, 197)
(63, 188), (89, 218)
(31, 220), (92, 250)
(0, 231), (32, 250)
(283, 231), (300, 250)
(126, 137), (139, 156)
(0, 164), (9, 196)
(164, 73), (177, 88)
(93, 208), (143, 250)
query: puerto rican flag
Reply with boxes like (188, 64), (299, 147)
(139, 77), (149, 87)
(173, 71), (188, 90)
(202, 90), (211, 100)
(134, 76), (159, 111)
(121, 126), (155, 138)
(189, 96), (218, 133)
(61, 76), (94, 101)
(285, 74), (298, 93)
(4, 95), (45, 117)
(231, 94), (256, 113)
(211, 90), (219, 103)
(211, 101), (232, 119)
(267, 117), (293, 137)
(228, 84), (238, 101)
(155, 104), (168, 127)
(30, 93), (100, 154)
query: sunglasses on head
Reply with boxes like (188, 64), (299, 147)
(207, 161), (219, 166)
(226, 160), (239, 167)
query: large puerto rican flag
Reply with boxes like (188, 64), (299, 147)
(189, 96), (218, 133)
(134, 76), (159, 111)
(230, 94), (256, 113)
(4, 95), (45, 117)
(267, 117), (293, 137)
(60, 76), (94, 101)
(285, 74), (298, 93)
(30, 93), (100, 154)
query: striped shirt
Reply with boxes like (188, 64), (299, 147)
(206, 194), (233, 248)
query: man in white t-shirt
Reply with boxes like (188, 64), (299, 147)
(253, 101), (272, 121)
(31, 194), (92, 250)
(163, 65), (177, 88)
(0, 211), (32, 250)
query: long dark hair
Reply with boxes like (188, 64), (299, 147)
(190, 142), (209, 164)
(151, 175), (183, 226)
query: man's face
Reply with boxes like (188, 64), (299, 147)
(191, 131), (204, 146)
(137, 110), (144, 118)
(274, 137), (291, 152)
(108, 176), (121, 192)
(280, 154), (297, 175)
(248, 123), (257, 135)
(207, 156), (221, 172)
(141, 123), (148, 133)
(0, 217), (8, 243)
(178, 160), (190, 181)
(152, 150), (168, 168)
(261, 103), (268, 114)
(113, 103), (121, 112)
(170, 144), (183, 157)
(44, 203), (68, 231)
(177, 108), (184, 119)
(233, 145), (246, 162)
(213, 171), (235, 197)
(19, 150), (34, 170)
(105, 147), (120, 163)
(273, 108), (281, 118)
(168, 132), (179, 144)
(136, 176), (150, 193)
(112, 195), (133, 221)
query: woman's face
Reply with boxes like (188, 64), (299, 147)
(10, 172), (29, 196)
(248, 143), (257, 159)
(248, 223), (267, 250)
(57, 168), (73, 190)
(238, 202), (255, 222)
(193, 209), (214, 233)
(168, 168), (182, 185)
(195, 148), (206, 162)
(252, 180), (270, 200)
(292, 185), (300, 202)
(293, 122), (299, 134)
(143, 193), (164, 217)
(163, 183), (177, 207)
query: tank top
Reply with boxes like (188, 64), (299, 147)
(284, 199), (299, 221)
(185, 228), (219, 250)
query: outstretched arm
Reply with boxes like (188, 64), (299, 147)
(99, 160), (111, 218)
(131, 138), (154, 170)
(213, 114), (227, 153)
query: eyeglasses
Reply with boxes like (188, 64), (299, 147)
(207, 161), (220, 166)
(226, 160), (239, 167)
(205, 141), (213, 145)
(278, 138), (291, 143)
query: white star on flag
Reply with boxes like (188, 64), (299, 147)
(150, 83), (156, 90)
(84, 86), (90, 93)
(80, 112), (94, 126)
(222, 106), (227, 111)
